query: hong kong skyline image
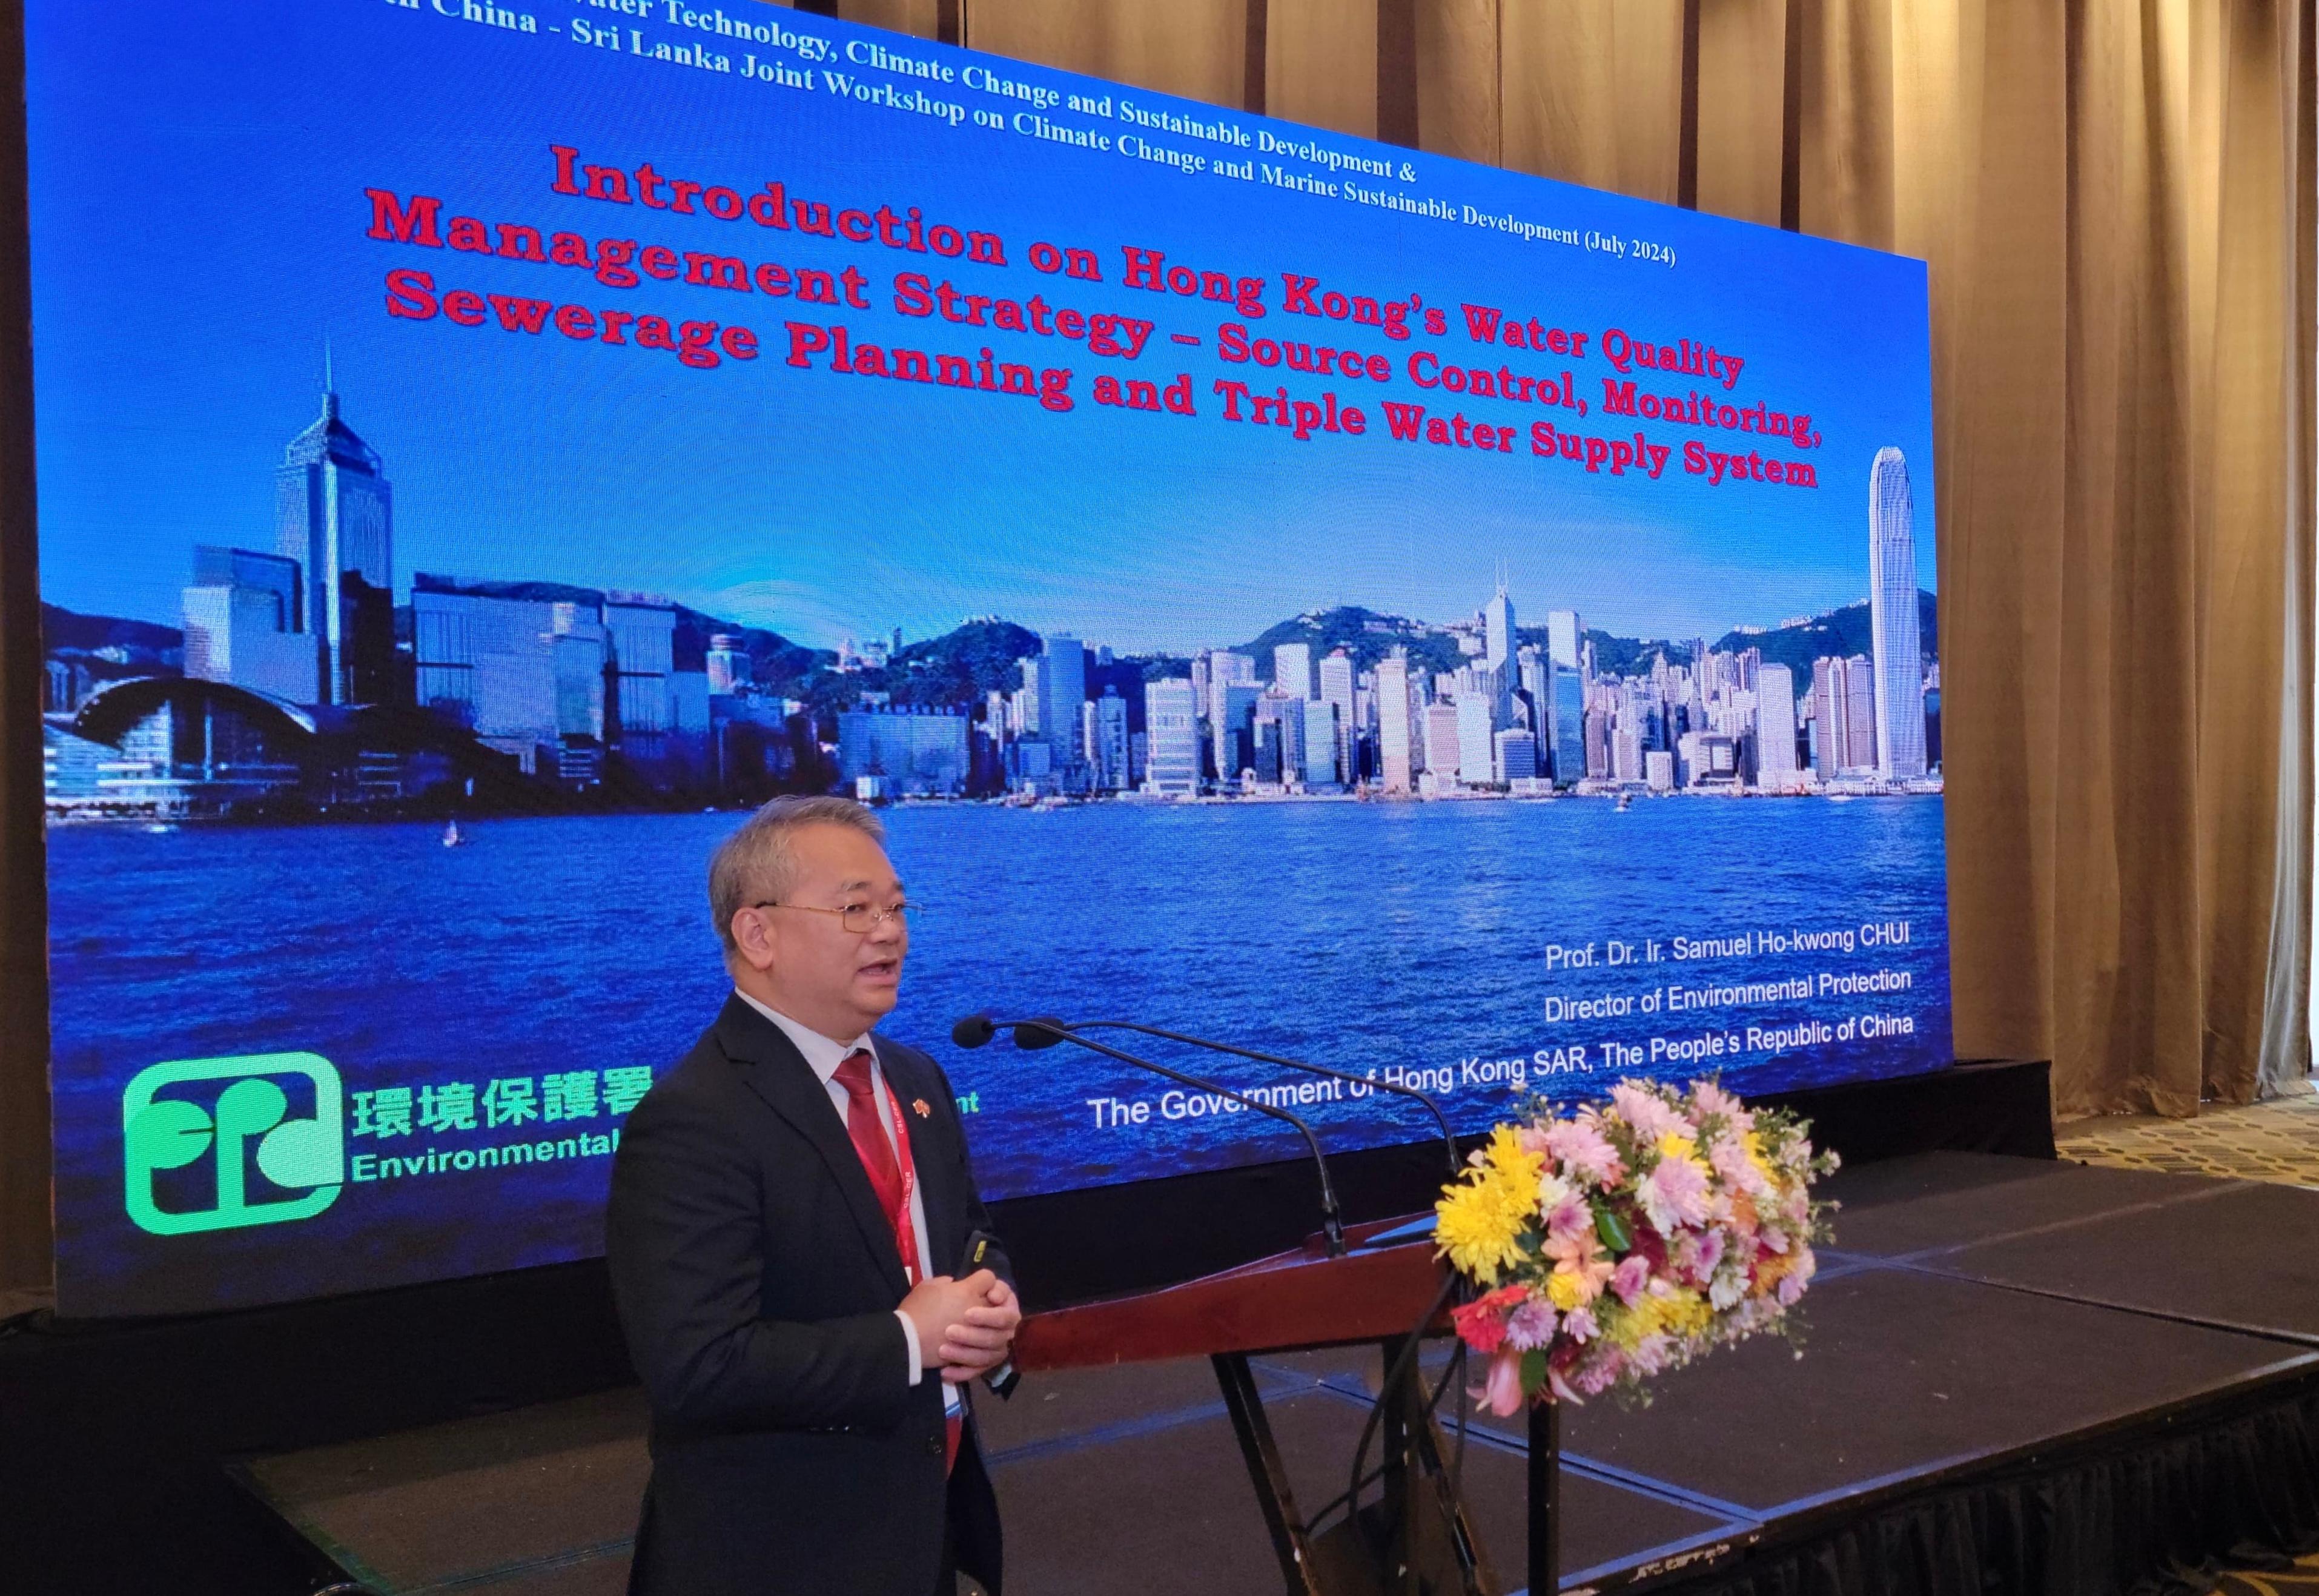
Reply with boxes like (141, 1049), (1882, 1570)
(39, 366), (1952, 1225)
(38, 366), (1937, 821)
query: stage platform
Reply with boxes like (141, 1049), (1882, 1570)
(233, 1153), (2319, 1595)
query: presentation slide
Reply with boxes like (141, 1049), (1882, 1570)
(28, 2), (1947, 1316)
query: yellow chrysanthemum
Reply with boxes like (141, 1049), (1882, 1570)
(1619, 1286), (1712, 1343)
(1435, 1122), (1551, 1283)
(1546, 1270), (1586, 1311)
(1604, 1300), (1646, 1351)
(1435, 1124), (1547, 1283)
(1665, 1288), (1713, 1337)
(1434, 1177), (1529, 1283)
(1744, 1130), (1778, 1185)
(1482, 1124), (1546, 1190)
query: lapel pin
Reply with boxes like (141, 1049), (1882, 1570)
(911, 1098), (932, 1119)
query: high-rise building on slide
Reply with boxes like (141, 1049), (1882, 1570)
(1484, 579), (1515, 672)
(1457, 695), (1495, 784)
(1272, 641), (1312, 700)
(1544, 609), (1586, 786)
(1142, 678), (1199, 796)
(182, 544), (316, 704)
(1375, 652), (1412, 793)
(705, 634), (750, 696)
(1423, 702), (1462, 783)
(1317, 650), (1355, 781)
(1302, 700), (1340, 789)
(1042, 634), (1086, 763)
(277, 375), (394, 705)
(1868, 446), (1928, 780)
(1755, 663), (1800, 788)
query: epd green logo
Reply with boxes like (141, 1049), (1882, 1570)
(123, 1053), (345, 1235)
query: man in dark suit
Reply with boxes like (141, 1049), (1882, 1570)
(608, 795), (1022, 1596)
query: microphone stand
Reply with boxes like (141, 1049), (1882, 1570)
(1053, 1020), (1477, 1591)
(958, 1015), (1481, 1592)
(994, 1017), (1348, 1257)
(1061, 1019), (1463, 1184)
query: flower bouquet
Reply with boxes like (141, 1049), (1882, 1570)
(1435, 1078), (1838, 1412)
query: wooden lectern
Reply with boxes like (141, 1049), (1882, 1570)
(1014, 1214), (1556, 1596)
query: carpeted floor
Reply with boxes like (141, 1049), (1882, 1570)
(2056, 1081), (2319, 1186)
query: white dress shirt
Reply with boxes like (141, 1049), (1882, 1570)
(735, 991), (958, 1411)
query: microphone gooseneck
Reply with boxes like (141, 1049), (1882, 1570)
(1065, 1019), (1463, 1180)
(982, 1015), (1347, 1257)
(1011, 1016), (1067, 1051)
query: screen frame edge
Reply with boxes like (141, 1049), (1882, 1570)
(0, 0), (56, 1305)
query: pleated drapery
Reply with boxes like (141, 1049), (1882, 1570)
(787, 0), (2317, 1118)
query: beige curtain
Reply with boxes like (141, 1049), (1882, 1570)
(842, 0), (2316, 1118)
(1801, 0), (2314, 1115)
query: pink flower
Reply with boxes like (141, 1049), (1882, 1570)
(1776, 1246), (1819, 1307)
(1696, 1228), (1726, 1277)
(1542, 1200), (1616, 1306)
(1710, 1133), (1770, 1196)
(1544, 1194), (1595, 1248)
(1478, 1347), (1526, 1417)
(1610, 1254), (1652, 1305)
(1689, 1081), (1753, 1131)
(1516, 1124), (1554, 1157)
(1544, 1116), (1624, 1186)
(1561, 1305), (1600, 1343)
(1573, 1351), (1626, 1394)
(1612, 1084), (1692, 1141)
(1672, 1227), (1725, 1286)
(1506, 1297), (1558, 1351)
(1556, 1250), (1617, 1306)
(1639, 1153), (1715, 1233)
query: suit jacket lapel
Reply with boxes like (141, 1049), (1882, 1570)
(713, 995), (910, 1297)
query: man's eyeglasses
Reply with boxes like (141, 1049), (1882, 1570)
(753, 900), (919, 935)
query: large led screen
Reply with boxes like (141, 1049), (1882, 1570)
(29, 2), (1948, 1317)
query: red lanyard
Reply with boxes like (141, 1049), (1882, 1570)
(875, 1068), (924, 1285)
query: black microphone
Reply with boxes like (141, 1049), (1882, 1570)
(1011, 1016), (1067, 1051)
(958, 1013), (1348, 1256)
(1064, 1020), (1462, 1182)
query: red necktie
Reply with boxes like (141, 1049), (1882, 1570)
(833, 1048), (961, 1473)
(833, 1049), (911, 1268)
